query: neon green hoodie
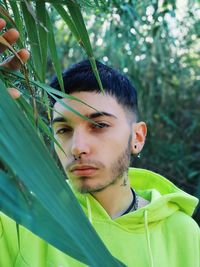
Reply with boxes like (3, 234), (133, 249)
(0, 168), (199, 267)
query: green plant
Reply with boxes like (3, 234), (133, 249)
(0, 1), (126, 265)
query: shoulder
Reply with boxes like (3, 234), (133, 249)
(166, 210), (199, 229)
(164, 211), (199, 242)
(162, 211), (200, 266)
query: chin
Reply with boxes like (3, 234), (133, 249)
(79, 182), (109, 194)
(72, 180), (103, 194)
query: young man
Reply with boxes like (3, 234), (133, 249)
(0, 18), (199, 267)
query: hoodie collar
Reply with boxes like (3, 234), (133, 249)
(73, 168), (198, 229)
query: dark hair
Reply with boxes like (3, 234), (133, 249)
(50, 59), (138, 117)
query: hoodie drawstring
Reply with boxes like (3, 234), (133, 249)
(144, 210), (154, 267)
(86, 196), (154, 267)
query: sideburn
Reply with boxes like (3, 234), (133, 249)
(110, 134), (132, 183)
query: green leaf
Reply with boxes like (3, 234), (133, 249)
(46, 10), (64, 92)
(52, 4), (80, 42)
(65, 0), (92, 54)
(0, 66), (103, 120)
(9, 1), (24, 47)
(16, 96), (65, 155)
(0, 78), (125, 267)
(36, 2), (48, 82)
(65, 0), (104, 92)
(20, 1), (42, 80)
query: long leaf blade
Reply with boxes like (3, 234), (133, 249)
(53, 4), (80, 42)
(36, 2), (48, 82)
(0, 78), (125, 267)
(46, 10), (64, 92)
(65, 0), (104, 92)
(20, 2), (42, 80)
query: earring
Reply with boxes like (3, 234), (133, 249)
(134, 145), (141, 158)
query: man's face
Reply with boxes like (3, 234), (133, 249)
(52, 92), (136, 194)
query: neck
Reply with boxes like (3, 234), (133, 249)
(91, 177), (133, 219)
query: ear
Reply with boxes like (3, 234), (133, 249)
(131, 121), (147, 154)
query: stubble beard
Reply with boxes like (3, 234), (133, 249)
(76, 136), (132, 194)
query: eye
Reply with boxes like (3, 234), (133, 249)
(92, 122), (110, 129)
(55, 127), (72, 135)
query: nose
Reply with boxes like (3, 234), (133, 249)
(70, 128), (90, 157)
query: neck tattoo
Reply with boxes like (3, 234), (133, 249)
(121, 175), (128, 186)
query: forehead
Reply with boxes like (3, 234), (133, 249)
(53, 92), (127, 121)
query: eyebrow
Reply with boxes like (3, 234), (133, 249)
(51, 112), (117, 126)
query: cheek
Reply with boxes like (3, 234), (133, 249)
(104, 134), (128, 151)
(101, 132), (131, 159)
(97, 141), (121, 166)
(54, 145), (63, 163)
(54, 142), (67, 163)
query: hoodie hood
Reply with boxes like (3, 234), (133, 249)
(75, 168), (198, 231)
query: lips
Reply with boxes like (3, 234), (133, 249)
(70, 165), (98, 176)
